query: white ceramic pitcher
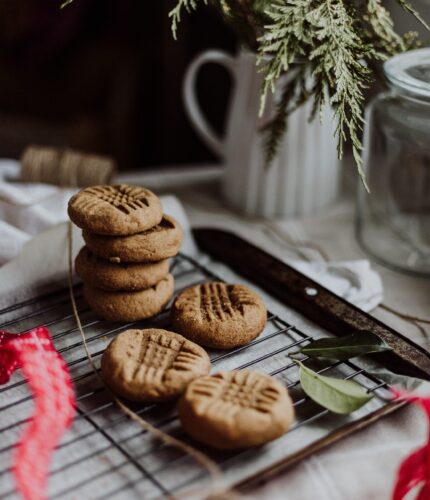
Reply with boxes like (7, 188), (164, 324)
(183, 49), (341, 218)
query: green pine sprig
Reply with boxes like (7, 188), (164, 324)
(171, 0), (428, 188)
(169, 0), (206, 40)
(258, 2), (367, 186)
(396, 0), (430, 31)
(262, 64), (310, 166)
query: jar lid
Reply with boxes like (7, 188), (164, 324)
(384, 48), (430, 99)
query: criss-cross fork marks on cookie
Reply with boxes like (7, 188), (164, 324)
(129, 332), (204, 380)
(191, 372), (282, 415)
(77, 185), (151, 215)
(188, 283), (257, 322)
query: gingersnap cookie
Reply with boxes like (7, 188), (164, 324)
(171, 282), (267, 349)
(101, 328), (211, 402)
(82, 215), (183, 263)
(75, 246), (169, 291)
(68, 184), (162, 235)
(178, 370), (294, 449)
(83, 274), (174, 321)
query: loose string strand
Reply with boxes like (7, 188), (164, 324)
(262, 223), (429, 339)
(379, 303), (430, 326)
(67, 221), (228, 500)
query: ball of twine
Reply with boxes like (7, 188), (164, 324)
(21, 145), (116, 187)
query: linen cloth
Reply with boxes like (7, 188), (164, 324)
(0, 161), (426, 500)
(0, 160), (382, 311)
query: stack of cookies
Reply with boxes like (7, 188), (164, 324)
(68, 184), (183, 321)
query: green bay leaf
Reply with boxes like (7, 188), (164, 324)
(298, 362), (373, 415)
(299, 331), (392, 360)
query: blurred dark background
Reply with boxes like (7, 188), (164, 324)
(1, 1), (428, 172)
(0, 0), (236, 169)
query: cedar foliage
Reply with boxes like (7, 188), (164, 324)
(170, 0), (427, 185)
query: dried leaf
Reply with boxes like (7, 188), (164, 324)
(298, 361), (373, 414)
(298, 331), (392, 360)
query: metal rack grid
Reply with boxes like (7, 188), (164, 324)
(0, 253), (392, 499)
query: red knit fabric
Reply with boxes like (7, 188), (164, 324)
(0, 327), (76, 500)
(392, 388), (430, 500)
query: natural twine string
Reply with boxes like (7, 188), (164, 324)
(21, 146), (116, 187)
(378, 304), (430, 326)
(66, 222), (228, 500)
(262, 224), (430, 338)
(66, 213), (429, 495)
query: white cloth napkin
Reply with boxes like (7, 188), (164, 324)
(0, 160), (77, 265)
(0, 195), (196, 307)
(290, 260), (382, 311)
(0, 159), (383, 311)
(0, 162), (426, 500)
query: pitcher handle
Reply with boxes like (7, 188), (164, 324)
(183, 50), (236, 159)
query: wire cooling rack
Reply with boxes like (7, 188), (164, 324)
(0, 252), (395, 499)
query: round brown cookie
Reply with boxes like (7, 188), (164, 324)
(75, 246), (170, 291)
(178, 370), (294, 449)
(84, 274), (174, 321)
(171, 282), (267, 349)
(68, 184), (162, 235)
(82, 215), (183, 263)
(101, 328), (211, 402)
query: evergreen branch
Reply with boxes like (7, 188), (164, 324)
(169, 0), (429, 186)
(365, 0), (405, 52)
(213, 0), (260, 49)
(258, 0), (309, 115)
(233, 0), (261, 41)
(169, 0), (205, 40)
(258, 0), (374, 188)
(262, 66), (309, 166)
(395, 0), (430, 31)
(311, 0), (372, 189)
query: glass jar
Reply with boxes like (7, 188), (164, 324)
(356, 48), (430, 276)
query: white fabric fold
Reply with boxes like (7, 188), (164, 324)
(0, 195), (196, 307)
(0, 160), (427, 500)
(290, 259), (383, 311)
(0, 159), (382, 312)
